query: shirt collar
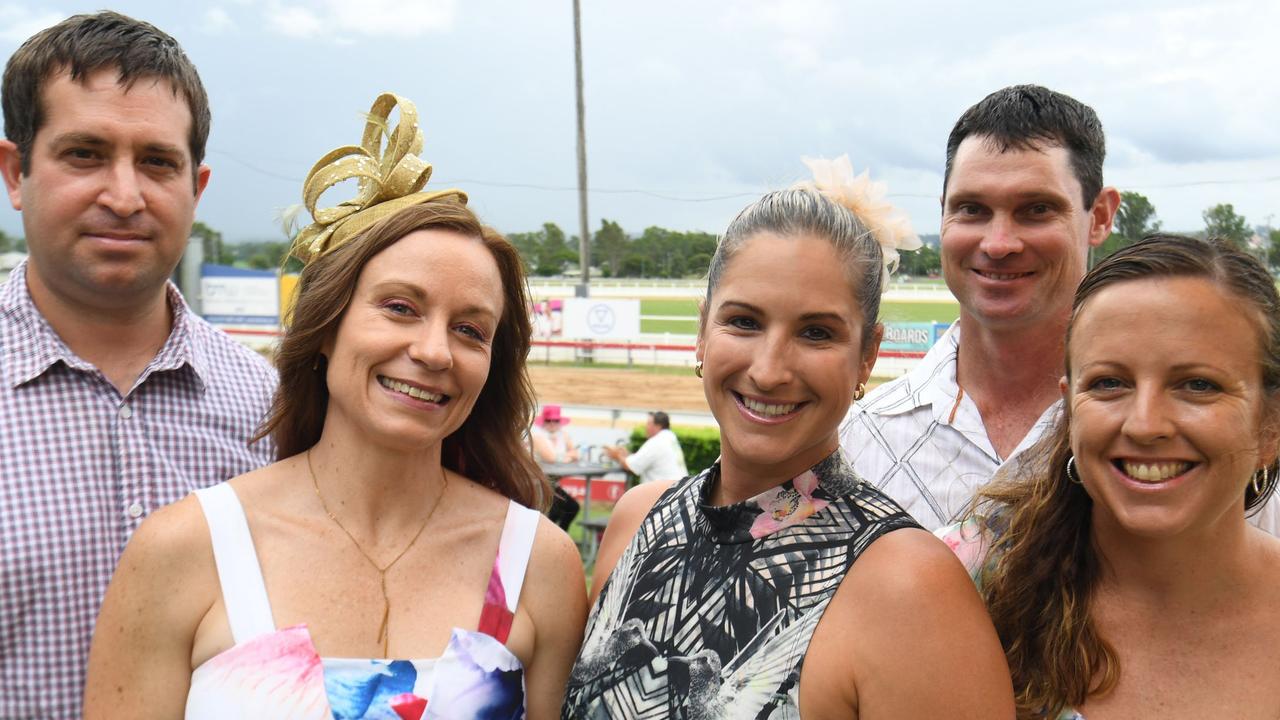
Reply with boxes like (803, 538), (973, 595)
(868, 321), (962, 419)
(1, 260), (209, 391)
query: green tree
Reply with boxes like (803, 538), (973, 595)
(534, 222), (576, 276)
(1202, 203), (1250, 248)
(1091, 192), (1162, 267)
(1114, 191), (1161, 242)
(507, 230), (540, 273)
(0, 229), (11, 253)
(591, 219), (629, 277)
(686, 252), (712, 276)
(191, 220), (234, 264)
(897, 244), (941, 277)
(1268, 228), (1280, 271)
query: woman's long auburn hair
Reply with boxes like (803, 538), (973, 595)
(256, 200), (550, 510)
(969, 234), (1280, 719)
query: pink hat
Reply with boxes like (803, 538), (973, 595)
(535, 404), (570, 426)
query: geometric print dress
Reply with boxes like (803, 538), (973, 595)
(561, 450), (919, 718)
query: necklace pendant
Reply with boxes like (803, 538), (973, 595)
(377, 600), (390, 656)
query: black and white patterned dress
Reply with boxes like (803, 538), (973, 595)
(562, 450), (919, 719)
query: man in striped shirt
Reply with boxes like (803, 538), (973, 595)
(0, 12), (275, 717)
(839, 85), (1121, 532)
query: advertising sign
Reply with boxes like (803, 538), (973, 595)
(881, 322), (949, 353)
(561, 298), (641, 339)
(201, 264), (279, 325)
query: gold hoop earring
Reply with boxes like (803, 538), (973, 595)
(1066, 456), (1082, 484)
(694, 361), (703, 378)
(853, 382), (867, 401)
(1253, 466), (1268, 496)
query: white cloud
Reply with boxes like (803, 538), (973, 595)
(263, 0), (455, 39)
(266, 4), (324, 38)
(200, 7), (235, 35)
(0, 3), (66, 42)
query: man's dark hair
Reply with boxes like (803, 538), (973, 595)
(944, 84), (1105, 209)
(650, 411), (671, 430)
(2, 10), (210, 179)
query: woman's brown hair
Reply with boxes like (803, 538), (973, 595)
(257, 200), (550, 510)
(970, 233), (1280, 718)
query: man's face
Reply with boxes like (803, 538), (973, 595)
(0, 68), (210, 311)
(941, 136), (1106, 333)
(645, 417), (660, 438)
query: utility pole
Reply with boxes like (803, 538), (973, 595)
(572, 0), (590, 296)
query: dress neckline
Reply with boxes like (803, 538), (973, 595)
(695, 450), (864, 545)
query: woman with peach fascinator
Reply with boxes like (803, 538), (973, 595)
(85, 93), (587, 719)
(561, 156), (1014, 719)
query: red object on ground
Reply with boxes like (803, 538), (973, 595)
(557, 477), (626, 504)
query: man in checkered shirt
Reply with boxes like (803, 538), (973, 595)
(0, 12), (275, 717)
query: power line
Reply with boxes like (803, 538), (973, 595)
(207, 147), (1280, 202)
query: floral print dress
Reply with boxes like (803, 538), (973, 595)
(562, 450), (918, 718)
(184, 483), (535, 719)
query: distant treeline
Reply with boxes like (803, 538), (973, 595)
(113, 191), (1273, 279)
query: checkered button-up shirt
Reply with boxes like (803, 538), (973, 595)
(0, 261), (276, 719)
(840, 323), (1280, 535)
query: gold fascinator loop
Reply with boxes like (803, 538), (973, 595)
(798, 155), (922, 289)
(288, 92), (467, 263)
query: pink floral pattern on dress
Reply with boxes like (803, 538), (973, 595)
(186, 624), (330, 719)
(934, 518), (995, 583)
(749, 470), (831, 538)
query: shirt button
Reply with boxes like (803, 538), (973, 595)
(127, 502), (145, 519)
(119, 404), (133, 419)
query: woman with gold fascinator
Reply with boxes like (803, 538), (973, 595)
(562, 156), (1014, 718)
(85, 93), (588, 719)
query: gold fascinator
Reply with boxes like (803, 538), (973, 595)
(798, 155), (922, 288)
(286, 92), (466, 263)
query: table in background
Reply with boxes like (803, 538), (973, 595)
(539, 461), (617, 562)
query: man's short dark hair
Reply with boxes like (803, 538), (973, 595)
(944, 84), (1105, 209)
(650, 411), (671, 430)
(2, 10), (210, 179)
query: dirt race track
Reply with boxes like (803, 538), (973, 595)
(529, 365), (711, 412)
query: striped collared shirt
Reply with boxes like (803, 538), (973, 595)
(839, 323), (1060, 531)
(0, 261), (277, 719)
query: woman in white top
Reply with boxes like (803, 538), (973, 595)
(84, 95), (587, 719)
(531, 404), (579, 464)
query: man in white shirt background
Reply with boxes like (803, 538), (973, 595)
(606, 411), (688, 484)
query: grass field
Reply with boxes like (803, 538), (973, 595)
(641, 318), (701, 334)
(640, 297), (959, 330)
(641, 298), (701, 316)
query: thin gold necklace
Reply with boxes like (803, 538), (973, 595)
(306, 449), (447, 658)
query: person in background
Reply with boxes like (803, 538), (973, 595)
(0, 12), (275, 718)
(532, 403), (580, 463)
(941, 235), (1280, 718)
(604, 410), (688, 484)
(563, 157), (1012, 718)
(84, 94), (586, 718)
(839, 85), (1123, 532)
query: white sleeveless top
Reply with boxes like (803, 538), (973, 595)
(185, 483), (541, 720)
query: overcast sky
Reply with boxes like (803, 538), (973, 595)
(1, 0), (1276, 244)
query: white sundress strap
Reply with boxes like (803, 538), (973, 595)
(193, 483), (276, 643)
(495, 500), (541, 614)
